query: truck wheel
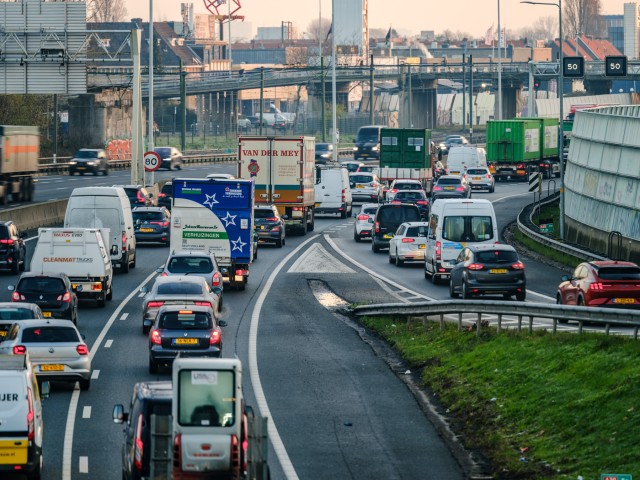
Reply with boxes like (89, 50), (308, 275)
(106, 286), (112, 301)
(238, 282), (246, 291)
(340, 206), (347, 219)
(120, 258), (130, 273)
(25, 178), (34, 202)
(97, 296), (106, 308)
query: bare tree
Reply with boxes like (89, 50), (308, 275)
(438, 30), (473, 42)
(306, 17), (331, 45)
(87, 0), (127, 23)
(564, 0), (602, 38)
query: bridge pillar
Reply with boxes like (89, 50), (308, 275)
(398, 86), (437, 129)
(497, 84), (525, 120)
(583, 79), (612, 95)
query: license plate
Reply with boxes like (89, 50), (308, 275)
(516, 169), (526, 174)
(450, 171), (460, 175)
(175, 338), (198, 345)
(314, 202), (321, 207)
(260, 226), (265, 230)
(0, 331), (6, 337)
(40, 364), (64, 371)
(489, 269), (508, 274)
(473, 177), (481, 181)
(419, 244), (425, 249)
(77, 167), (86, 170)
(383, 234), (393, 239)
(356, 185), (365, 189)
(140, 228), (154, 233)
(43, 312), (52, 318)
(71, 284), (77, 289)
(613, 298), (635, 304)
(444, 186), (454, 190)
(0, 440), (28, 464)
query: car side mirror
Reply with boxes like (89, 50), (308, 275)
(218, 320), (228, 328)
(40, 381), (50, 399)
(212, 287), (223, 296)
(561, 275), (570, 282)
(139, 286), (149, 294)
(112, 404), (126, 424)
(7, 285), (14, 291)
(155, 267), (163, 273)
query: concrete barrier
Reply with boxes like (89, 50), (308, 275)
(8, 199), (69, 231)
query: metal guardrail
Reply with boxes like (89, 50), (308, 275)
(352, 300), (640, 338)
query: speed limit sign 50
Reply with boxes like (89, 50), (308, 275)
(143, 151), (161, 172)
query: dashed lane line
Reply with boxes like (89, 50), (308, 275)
(82, 406), (91, 419)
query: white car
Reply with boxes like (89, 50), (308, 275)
(349, 173), (384, 202)
(206, 173), (236, 180)
(353, 203), (379, 242)
(388, 221), (429, 266)
(466, 167), (495, 192)
(386, 179), (424, 201)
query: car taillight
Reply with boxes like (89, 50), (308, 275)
(517, 164), (525, 170)
(136, 192), (145, 203)
(13, 345), (26, 355)
(511, 262), (525, 270)
(435, 241), (441, 261)
(150, 221), (170, 227)
(455, 187), (465, 191)
(57, 292), (72, 303)
(11, 292), (25, 302)
(76, 344), (89, 355)
(122, 231), (127, 251)
(486, 174), (492, 179)
(194, 301), (212, 307)
(150, 330), (162, 345)
(160, 272), (168, 277)
(26, 389), (34, 441)
(390, 189), (398, 193)
(590, 282), (603, 291)
(416, 200), (428, 205)
(467, 263), (484, 270)
(433, 186), (442, 191)
(270, 226), (281, 232)
(0, 239), (15, 245)
(375, 221), (380, 233)
(402, 238), (415, 243)
(147, 301), (164, 308)
(539, 163), (546, 168)
(212, 272), (222, 287)
(134, 414), (144, 470)
(391, 200), (401, 204)
(91, 282), (102, 291)
(158, 192), (167, 197)
(370, 182), (378, 187)
(210, 330), (221, 345)
(341, 188), (346, 201)
(357, 214), (369, 221)
(265, 217), (279, 222)
(292, 206), (302, 211)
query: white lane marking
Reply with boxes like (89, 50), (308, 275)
(138, 291), (145, 297)
(91, 370), (100, 379)
(369, 275), (412, 303)
(62, 269), (158, 480)
(104, 339), (113, 348)
(82, 406), (91, 419)
(79, 456), (88, 474)
(120, 313), (129, 321)
(56, 187), (67, 190)
(492, 191), (540, 203)
(527, 289), (555, 301)
(250, 235), (321, 480)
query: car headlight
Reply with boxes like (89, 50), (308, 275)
(321, 153), (330, 158)
(439, 143), (446, 149)
(353, 147), (358, 151)
(372, 146), (379, 152)
(69, 161), (77, 165)
(86, 161), (95, 166)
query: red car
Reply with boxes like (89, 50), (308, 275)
(556, 261), (640, 314)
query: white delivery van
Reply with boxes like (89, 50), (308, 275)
(30, 228), (113, 307)
(0, 354), (48, 479)
(64, 187), (136, 273)
(424, 198), (498, 283)
(314, 166), (352, 218)
(446, 146), (487, 177)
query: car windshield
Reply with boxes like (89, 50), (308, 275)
(316, 144), (332, 152)
(350, 175), (373, 183)
(442, 216), (494, 242)
(157, 283), (204, 295)
(168, 257), (214, 274)
(133, 211), (165, 222)
(596, 267), (640, 280)
(378, 207), (421, 224)
(356, 128), (380, 141)
(22, 326), (79, 343)
(158, 312), (212, 329)
(0, 308), (38, 320)
(395, 192), (426, 201)
(18, 278), (65, 294)
(178, 369), (235, 427)
(343, 163), (361, 172)
(437, 178), (462, 185)
(155, 148), (171, 157)
(75, 150), (98, 158)
(406, 226), (427, 237)
(254, 209), (277, 219)
(358, 166), (375, 172)
(476, 250), (519, 263)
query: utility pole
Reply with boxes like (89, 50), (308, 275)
(408, 63), (412, 127)
(52, 94), (58, 163)
(148, 0), (154, 186)
(369, 53), (374, 125)
(462, 53), (466, 132)
(180, 59), (186, 152)
(259, 67), (264, 135)
(321, 56), (326, 142)
(469, 55), (473, 141)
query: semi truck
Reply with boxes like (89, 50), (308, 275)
(0, 126), (39, 204)
(237, 136), (315, 234)
(170, 178), (254, 290)
(379, 128), (433, 190)
(486, 118), (561, 181)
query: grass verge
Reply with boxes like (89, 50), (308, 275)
(358, 316), (640, 479)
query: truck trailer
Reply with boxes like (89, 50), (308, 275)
(379, 128), (433, 190)
(170, 178), (254, 290)
(0, 126), (39, 204)
(238, 136), (315, 234)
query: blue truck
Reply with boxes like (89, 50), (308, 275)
(170, 178), (255, 290)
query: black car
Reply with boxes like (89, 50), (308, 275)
(154, 147), (183, 171)
(353, 125), (384, 160)
(69, 149), (109, 176)
(449, 244), (526, 301)
(371, 203), (421, 253)
(112, 381), (173, 480)
(438, 135), (469, 155)
(116, 185), (154, 208)
(157, 182), (172, 210)
(9, 273), (78, 324)
(315, 143), (334, 164)
(254, 204), (285, 248)
(132, 207), (170, 245)
(148, 305), (227, 373)
(0, 221), (27, 273)
(392, 190), (430, 218)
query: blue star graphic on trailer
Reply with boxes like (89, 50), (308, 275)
(231, 236), (247, 252)
(221, 211), (237, 227)
(203, 193), (219, 209)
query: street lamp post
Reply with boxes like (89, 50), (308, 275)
(330, 0), (337, 162)
(521, 0), (565, 240)
(148, 0), (154, 187)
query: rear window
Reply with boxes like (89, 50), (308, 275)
(406, 226), (427, 237)
(362, 207), (378, 215)
(157, 283), (203, 295)
(22, 326), (79, 343)
(0, 308), (38, 320)
(18, 278), (66, 293)
(467, 169), (488, 175)
(437, 178), (462, 185)
(358, 166), (375, 172)
(596, 267), (640, 280)
(395, 183), (422, 190)
(167, 257), (214, 274)
(123, 188), (139, 199)
(133, 211), (166, 222)
(254, 209), (277, 219)
(350, 175), (373, 184)
(394, 192), (426, 201)
(378, 206), (421, 224)
(158, 312), (212, 329)
(476, 250), (519, 263)
(155, 148), (171, 157)
(161, 184), (172, 195)
(0, 226), (8, 239)
(442, 216), (494, 243)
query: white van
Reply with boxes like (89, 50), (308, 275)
(424, 199), (498, 283)
(30, 228), (113, 307)
(446, 146), (487, 177)
(314, 166), (352, 218)
(0, 354), (48, 479)
(64, 187), (136, 273)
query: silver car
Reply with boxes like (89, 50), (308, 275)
(0, 319), (92, 390)
(157, 251), (223, 291)
(353, 203), (378, 242)
(466, 167), (495, 193)
(140, 276), (223, 334)
(349, 172), (384, 202)
(388, 222), (429, 266)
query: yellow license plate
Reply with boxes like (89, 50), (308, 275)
(516, 169), (526, 174)
(175, 338), (198, 345)
(473, 177), (481, 181)
(40, 364), (64, 371)
(614, 298), (635, 304)
(0, 440), (28, 465)
(260, 226), (265, 230)
(444, 186), (454, 190)
(356, 185), (365, 189)
(383, 234), (393, 239)
(489, 269), (508, 274)
(0, 331), (6, 337)
(450, 171), (460, 175)
(43, 312), (52, 318)
(72, 284), (77, 289)
(419, 244), (426, 249)
(140, 228), (154, 232)
(314, 202), (321, 207)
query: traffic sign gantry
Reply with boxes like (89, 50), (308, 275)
(143, 151), (161, 172)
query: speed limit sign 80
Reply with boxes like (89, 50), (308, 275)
(143, 151), (161, 172)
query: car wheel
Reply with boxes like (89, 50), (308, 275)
(354, 233), (361, 242)
(149, 357), (158, 374)
(388, 251), (394, 263)
(120, 258), (129, 273)
(462, 280), (471, 299)
(27, 454), (42, 480)
(372, 242), (380, 253)
(275, 238), (283, 248)
(489, 185), (495, 193)
(93, 170), (98, 176)
(282, 237), (286, 246)
(449, 279), (459, 298)
(516, 291), (526, 301)
(131, 254), (136, 269)
(395, 255), (404, 267)
(79, 378), (91, 391)
(69, 171), (75, 176)
(103, 167), (109, 176)
(10, 259), (18, 274)
(176, 162), (182, 170)
(340, 207), (347, 219)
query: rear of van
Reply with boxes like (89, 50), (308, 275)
(446, 146), (487, 177)
(424, 199), (498, 283)
(314, 167), (352, 218)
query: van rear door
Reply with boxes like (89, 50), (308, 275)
(0, 372), (29, 465)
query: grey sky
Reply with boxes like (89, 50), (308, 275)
(127, 0), (631, 37)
